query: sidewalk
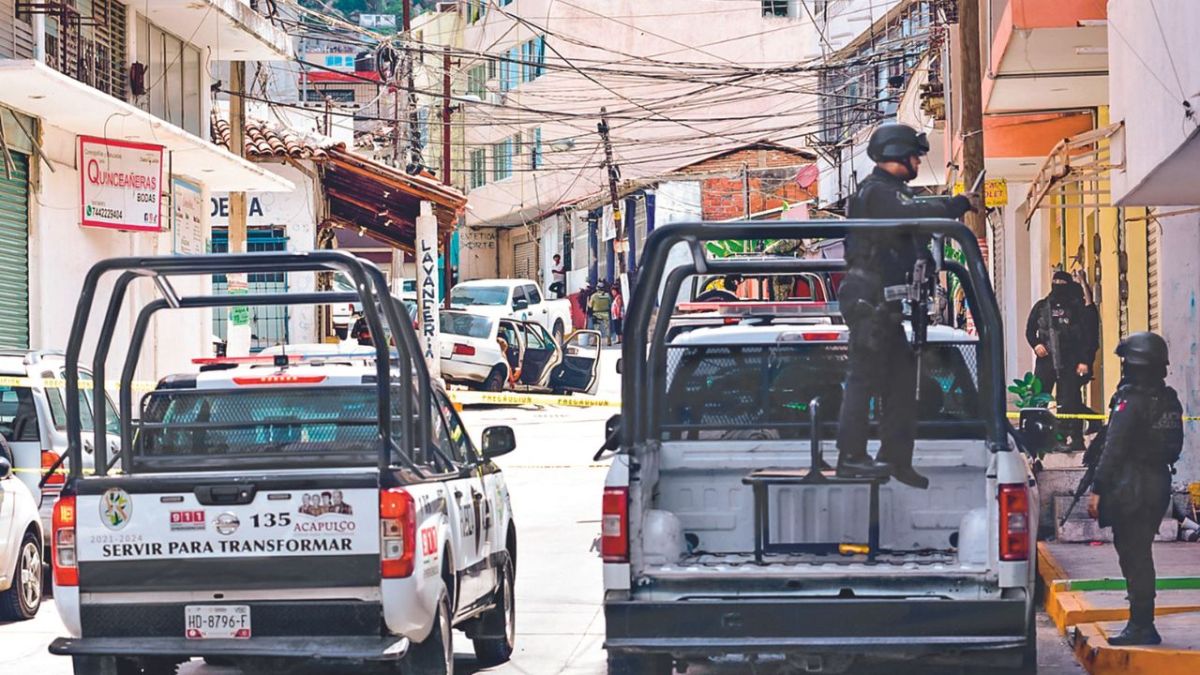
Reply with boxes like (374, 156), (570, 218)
(1039, 540), (1200, 673)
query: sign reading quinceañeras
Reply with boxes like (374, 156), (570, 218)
(80, 136), (164, 232)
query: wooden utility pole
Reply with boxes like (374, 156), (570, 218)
(442, 45), (453, 309)
(597, 107), (625, 276)
(958, 0), (986, 238)
(226, 61), (250, 355)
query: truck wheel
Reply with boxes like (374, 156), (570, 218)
(472, 558), (515, 665)
(607, 651), (672, 675)
(553, 320), (565, 346)
(0, 531), (42, 620)
(406, 591), (453, 675)
(482, 366), (506, 392)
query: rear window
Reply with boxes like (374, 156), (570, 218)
(660, 342), (982, 440)
(441, 312), (493, 339)
(451, 286), (509, 306)
(0, 386), (39, 442)
(134, 386), (402, 468)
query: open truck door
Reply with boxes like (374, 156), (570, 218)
(550, 330), (601, 395)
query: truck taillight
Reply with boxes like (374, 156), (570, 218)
(999, 483), (1030, 562)
(601, 487), (629, 563)
(380, 488), (416, 578)
(42, 450), (64, 485)
(452, 343), (476, 356)
(52, 496), (78, 586)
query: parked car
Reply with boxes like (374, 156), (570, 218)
(450, 279), (573, 345)
(0, 350), (118, 544)
(50, 251), (519, 675)
(601, 221), (1037, 674)
(439, 310), (601, 395)
(0, 436), (43, 620)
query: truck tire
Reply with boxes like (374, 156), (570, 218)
(607, 651), (671, 675)
(472, 558), (515, 665)
(0, 530), (42, 620)
(406, 591), (453, 675)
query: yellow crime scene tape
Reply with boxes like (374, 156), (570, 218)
(1005, 411), (1200, 422)
(448, 390), (621, 409)
(0, 375), (158, 391)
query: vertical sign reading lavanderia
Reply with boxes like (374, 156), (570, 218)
(80, 136), (164, 232)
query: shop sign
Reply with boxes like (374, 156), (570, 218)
(80, 136), (164, 232)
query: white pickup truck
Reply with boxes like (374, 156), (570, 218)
(48, 252), (519, 675)
(450, 279), (573, 345)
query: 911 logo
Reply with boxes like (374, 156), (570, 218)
(169, 510), (206, 531)
(420, 527), (438, 557)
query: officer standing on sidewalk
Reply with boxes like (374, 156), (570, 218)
(1088, 332), (1183, 646)
(835, 123), (979, 487)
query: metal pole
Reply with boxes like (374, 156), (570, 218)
(227, 61), (251, 356)
(598, 107), (625, 275)
(442, 45), (453, 309)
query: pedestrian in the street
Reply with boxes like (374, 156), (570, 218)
(550, 254), (566, 298)
(581, 282), (595, 330)
(1026, 270), (1097, 449)
(1087, 331), (1183, 646)
(610, 284), (623, 345)
(834, 122), (979, 487)
(589, 281), (613, 345)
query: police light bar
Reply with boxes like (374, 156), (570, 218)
(232, 374), (328, 386)
(678, 301), (842, 317)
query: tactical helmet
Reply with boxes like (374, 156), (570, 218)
(867, 123), (931, 163)
(1116, 331), (1169, 366)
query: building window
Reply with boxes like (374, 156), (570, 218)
(470, 149), (487, 189)
(531, 127), (542, 170)
(305, 89), (355, 103)
(492, 138), (513, 181)
(135, 15), (204, 137)
(467, 0), (487, 24)
(520, 36), (546, 83)
(45, 0), (127, 99)
(467, 63), (488, 97)
(417, 107), (430, 148)
(763, 1), (791, 17)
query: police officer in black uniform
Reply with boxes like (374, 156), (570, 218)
(835, 123), (979, 487)
(1087, 331), (1183, 646)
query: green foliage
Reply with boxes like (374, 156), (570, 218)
(1008, 371), (1052, 409)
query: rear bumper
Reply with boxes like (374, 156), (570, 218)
(604, 597), (1028, 660)
(49, 635), (409, 661)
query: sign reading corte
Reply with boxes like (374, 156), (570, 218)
(80, 136), (164, 232)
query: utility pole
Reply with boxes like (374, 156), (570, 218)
(957, 0), (986, 238)
(403, 0), (421, 172)
(742, 162), (751, 219)
(442, 45), (453, 309)
(597, 107), (625, 276)
(226, 60), (251, 356)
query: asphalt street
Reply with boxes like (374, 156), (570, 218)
(0, 349), (1084, 674)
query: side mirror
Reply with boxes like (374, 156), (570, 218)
(481, 426), (517, 459)
(605, 414), (621, 440)
(513, 298), (529, 311)
(1018, 408), (1056, 457)
(0, 455), (11, 479)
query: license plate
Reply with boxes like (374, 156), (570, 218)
(185, 605), (251, 640)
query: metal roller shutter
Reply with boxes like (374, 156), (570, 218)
(0, 152), (29, 348)
(1147, 220), (1160, 333)
(514, 239), (536, 280)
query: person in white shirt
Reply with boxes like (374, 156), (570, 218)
(550, 254), (566, 298)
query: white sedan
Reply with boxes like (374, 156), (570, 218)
(439, 310), (602, 394)
(0, 438), (43, 621)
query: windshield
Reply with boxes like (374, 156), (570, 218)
(660, 341), (982, 440)
(134, 386), (402, 469)
(441, 312), (494, 339)
(451, 286), (509, 306)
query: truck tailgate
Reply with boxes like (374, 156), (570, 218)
(75, 471), (381, 593)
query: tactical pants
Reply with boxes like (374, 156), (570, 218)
(1034, 357), (1084, 411)
(1112, 517), (1159, 625)
(836, 312), (918, 465)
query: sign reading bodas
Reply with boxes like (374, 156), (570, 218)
(80, 136), (164, 232)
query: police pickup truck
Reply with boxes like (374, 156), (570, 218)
(48, 252), (517, 675)
(602, 222), (1038, 674)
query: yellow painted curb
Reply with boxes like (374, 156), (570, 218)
(1073, 621), (1200, 674)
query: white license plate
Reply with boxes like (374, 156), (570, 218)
(185, 605), (251, 640)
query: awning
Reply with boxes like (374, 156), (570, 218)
(141, 0), (292, 61)
(1021, 122), (1123, 225)
(321, 149), (467, 251)
(0, 60), (292, 192)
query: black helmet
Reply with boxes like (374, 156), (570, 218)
(1116, 331), (1169, 367)
(867, 123), (931, 163)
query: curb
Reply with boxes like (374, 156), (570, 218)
(1073, 619), (1200, 674)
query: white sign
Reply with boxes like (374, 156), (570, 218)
(76, 489), (380, 561)
(359, 13), (397, 28)
(172, 178), (206, 255)
(80, 136), (164, 232)
(211, 192), (308, 227)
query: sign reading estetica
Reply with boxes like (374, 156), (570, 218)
(80, 136), (164, 232)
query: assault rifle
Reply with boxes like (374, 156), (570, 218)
(909, 256), (934, 399)
(1059, 424), (1107, 527)
(1042, 302), (1064, 374)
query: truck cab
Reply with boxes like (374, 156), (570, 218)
(48, 252), (518, 675)
(450, 279), (573, 344)
(602, 221), (1038, 674)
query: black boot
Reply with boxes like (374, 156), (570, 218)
(836, 453), (891, 479)
(889, 464), (930, 489)
(1107, 621), (1162, 646)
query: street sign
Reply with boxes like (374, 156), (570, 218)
(954, 177), (1008, 208)
(172, 178), (205, 255)
(80, 136), (164, 232)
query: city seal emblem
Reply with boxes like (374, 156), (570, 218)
(100, 487), (132, 530)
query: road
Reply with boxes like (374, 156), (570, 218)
(0, 349), (1083, 674)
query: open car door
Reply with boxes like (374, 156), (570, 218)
(550, 330), (601, 395)
(517, 322), (560, 388)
